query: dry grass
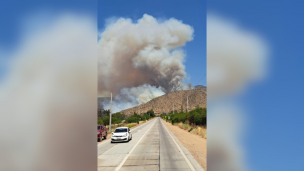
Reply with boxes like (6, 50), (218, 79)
(177, 122), (191, 131)
(105, 119), (153, 130)
(191, 126), (207, 139)
(172, 121), (207, 139)
(127, 123), (137, 128)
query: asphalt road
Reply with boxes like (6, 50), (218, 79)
(98, 117), (204, 171)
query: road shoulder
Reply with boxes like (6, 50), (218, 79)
(161, 119), (206, 170)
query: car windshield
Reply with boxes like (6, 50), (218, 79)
(97, 126), (100, 130)
(114, 128), (127, 133)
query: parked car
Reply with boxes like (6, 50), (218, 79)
(111, 127), (132, 143)
(97, 124), (108, 142)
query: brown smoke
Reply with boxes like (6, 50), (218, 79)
(98, 14), (194, 97)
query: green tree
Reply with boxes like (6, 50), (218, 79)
(98, 117), (104, 125)
(147, 109), (155, 117)
(103, 109), (110, 117)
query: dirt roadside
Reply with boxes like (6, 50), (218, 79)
(162, 119), (207, 170)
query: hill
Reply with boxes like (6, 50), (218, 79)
(120, 89), (206, 116)
(194, 85), (206, 91)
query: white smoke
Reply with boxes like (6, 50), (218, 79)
(103, 84), (165, 113)
(98, 14), (194, 111)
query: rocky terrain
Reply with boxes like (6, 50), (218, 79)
(120, 89), (206, 116)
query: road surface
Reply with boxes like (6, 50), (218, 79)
(98, 117), (204, 171)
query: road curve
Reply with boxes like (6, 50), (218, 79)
(98, 118), (204, 171)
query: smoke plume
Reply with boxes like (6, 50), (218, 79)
(103, 84), (165, 113)
(98, 14), (193, 112)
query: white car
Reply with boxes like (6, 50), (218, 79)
(111, 127), (132, 143)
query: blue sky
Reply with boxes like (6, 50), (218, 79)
(98, 0), (206, 87)
(209, 0), (304, 170)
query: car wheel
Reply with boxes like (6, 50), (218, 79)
(98, 137), (100, 142)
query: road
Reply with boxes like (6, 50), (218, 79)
(98, 117), (204, 171)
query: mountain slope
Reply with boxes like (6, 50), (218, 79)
(120, 89), (206, 116)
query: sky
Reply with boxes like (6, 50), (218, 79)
(98, 0), (207, 87)
(209, 1), (304, 171)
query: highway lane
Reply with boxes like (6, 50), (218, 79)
(98, 117), (204, 171)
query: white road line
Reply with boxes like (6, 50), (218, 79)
(160, 119), (196, 171)
(115, 119), (156, 171)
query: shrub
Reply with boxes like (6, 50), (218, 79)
(189, 107), (206, 125)
(124, 110), (155, 124)
(98, 117), (103, 125)
(164, 107), (206, 126)
(127, 123), (137, 128)
(147, 109), (156, 117)
(102, 116), (109, 125)
(101, 112), (127, 125)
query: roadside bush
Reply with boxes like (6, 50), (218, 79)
(127, 123), (137, 128)
(101, 112), (127, 125)
(189, 107), (206, 125)
(147, 109), (156, 117)
(101, 116), (109, 125)
(112, 112), (126, 121)
(162, 107), (206, 126)
(124, 113), (140, 124)
(98, 117), (103, 125)
(124, 110), (155, 124)
(125, 116), (139, 124)
(142, 113), (152, 120)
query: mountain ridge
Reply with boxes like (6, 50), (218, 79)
(120, 89), (206, 116)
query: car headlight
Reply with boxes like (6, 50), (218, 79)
(124, 133), (128, 137)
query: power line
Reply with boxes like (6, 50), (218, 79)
(195, 73), (206, 86)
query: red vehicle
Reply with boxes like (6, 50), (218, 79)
(97, 124), (108, 142)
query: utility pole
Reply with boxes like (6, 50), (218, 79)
(171, 101), (175, 114)
(187, 95), (189, 112)
(109, 93), (112, 133)
(173, 102), (174, 114)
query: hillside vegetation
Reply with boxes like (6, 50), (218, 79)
(98, 109), (156, 125)
(160, 107), (206, 126)
(161, 107), (207, 138)
(121, 89), (206, 116)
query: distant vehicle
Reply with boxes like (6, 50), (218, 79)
(97, 124), (108, 142)
(111, 127), (132, 143)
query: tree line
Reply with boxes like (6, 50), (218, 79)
(160, 107), (206, 126)
(98, 109), (156, 125)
